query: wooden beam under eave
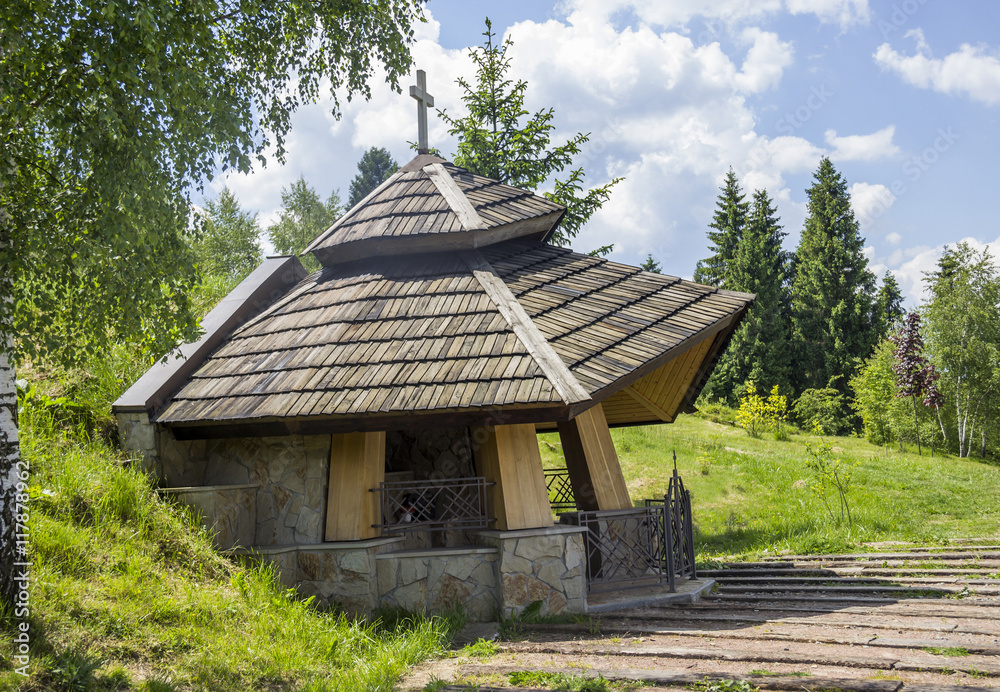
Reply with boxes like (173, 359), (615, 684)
(472, 423), (553, 531)
(621, 385), (673, 422)
(557, 404), (632, 511)
(325, 431), (386, 541)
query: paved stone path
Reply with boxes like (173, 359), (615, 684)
(404, 541), (1000, 691)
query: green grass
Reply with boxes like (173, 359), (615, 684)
(539, 410), (1000, 559)
(0, 410), (455, 691)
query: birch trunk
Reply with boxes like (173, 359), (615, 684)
(0, 188), (20, 605)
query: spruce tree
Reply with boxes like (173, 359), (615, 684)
(702, 188), (792, 402)
(874, 271), (905, 343)
(348, 147), (399, 208)
(693, 168), (748, 287)
(789, 157), (878, 400)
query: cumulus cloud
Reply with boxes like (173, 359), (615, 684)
(735, 28), (795, 93)
(825, 125), (899, 161)
(849, 182), (896, 232)
(558, 0), (869, 29)
(874, 29), (1000, 106)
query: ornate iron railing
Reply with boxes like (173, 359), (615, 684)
(544, 469), (576, 511)
(561, 455), (696, 593)
(371, 476), (494, 534)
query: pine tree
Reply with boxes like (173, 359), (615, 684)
(789, 158), (878, 402)
(874, 271), (905, 343)
(193, 187), (263, 281)
(693, 168), (748, 288)
(348, 147), (399, 208)
(702, 188), (792, 402)
(267, 177), (342, 273)
(640, 254), (662, 273)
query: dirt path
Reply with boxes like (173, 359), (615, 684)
(403, 541), (1000, 691)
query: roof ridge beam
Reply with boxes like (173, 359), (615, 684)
(424, 163), (486, 231)
(462, 250), (590, 405)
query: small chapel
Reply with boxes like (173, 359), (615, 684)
(113, 71), (754, 619)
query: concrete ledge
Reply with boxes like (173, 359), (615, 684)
(475, 525), (587, 540)
(376, 546), (498, 560)
(585, 577), (715, 613)
(162, 484), (258, 494)
(229, 537), (405, 556)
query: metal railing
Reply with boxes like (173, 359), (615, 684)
(371, 476), (493, 534)
(560, 457), (696, 593)
(544, 469), (576, 511)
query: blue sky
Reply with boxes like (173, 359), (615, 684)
(209, 0), (1000, 307)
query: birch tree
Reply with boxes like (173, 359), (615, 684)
(0, 0), (421, 607)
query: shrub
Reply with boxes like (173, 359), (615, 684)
(793, 386), (848, 435)
(736, 382), (787, 439)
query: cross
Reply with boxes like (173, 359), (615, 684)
(409, 69), (434, 154)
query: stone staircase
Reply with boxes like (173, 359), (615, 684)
(413, 540), (1000, 691)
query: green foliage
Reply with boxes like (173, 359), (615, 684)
(694, 169), (749, 288)
(507, 671), (611, 692)
(459, 638), (499, 659)
(640, 254), (662, 273)
(922, 241), (1000, 458)
(803, 433), (857, 525)
(439, 19), (622, 246)
(191, 187), (262, 282)
(789, 158), (878, 404)
(874, 270), (905, 343)
(735, 382), (787, 439)
(850, 340), (908, 447)
(0, 0), (422, 364)
(267, 177), (343, 273)
(348, 147), (399, 208)
(793, 384), (848, 435)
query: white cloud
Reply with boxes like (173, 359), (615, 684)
(735, 28), (795, 93)
(879, 235), (1000, 306)
(785, 0), (870, 27)
(850, 182), (896, 231)
(874, 29), (1000, 106)
(825, 125), (899, 161)
(886, 232), (902, 245)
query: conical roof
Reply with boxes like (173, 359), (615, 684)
(304, 154), (566, 266)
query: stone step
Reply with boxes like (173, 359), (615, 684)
(705, 567), (1000, 578)
(497, 641), (1000, 677)
(454, 665), (916, 692)
(682, 599), (1000, 621)
(714, 583), (967, 595)
(760, 551), (1000, 562)
(517, 621), (1000, 656)
(711, 575), (1000, 587)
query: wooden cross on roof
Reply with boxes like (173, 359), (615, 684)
(409, 69), (434, 154)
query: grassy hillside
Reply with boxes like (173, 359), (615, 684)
(0, 409), (456, 691)
(540, 409), (1000, 558)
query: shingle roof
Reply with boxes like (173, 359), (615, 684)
(156, 240), (751, 431)
(305, 155), (565, 266)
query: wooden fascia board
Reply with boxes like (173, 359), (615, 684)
(165, 403), (580, 441)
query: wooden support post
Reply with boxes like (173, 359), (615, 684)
(557, 404), (632, 511)
(472, 423), (553, 530)
(325, 431), (386, 541)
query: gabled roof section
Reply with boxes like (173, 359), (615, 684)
(304, 154), (566, 267)
(154, 240), (753, 438)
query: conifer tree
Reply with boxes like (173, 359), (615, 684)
(268, 177), (342, 273)
(640, 254), (662, 274)
(693, 168), (748, 287)
(874, 271), (905, 343)
(702, 188), (791, 402)
(348, 147), (399, 208)
(789, 158), (878, 401)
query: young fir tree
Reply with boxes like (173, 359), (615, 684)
(789, 158), (878, 401)
(874, 270), (905, 343)
(640, 254), (662, 273)
(348, 147), (399, 208)
(267, 177), (342, 273)
(702, 188), (791, 403)
(693, 168), (748, 288)
(438, 19), (621, 246)
(193, 187), (263, 281)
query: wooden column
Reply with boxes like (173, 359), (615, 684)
(325, 431), (386, 541)
(472, 423), (553, 530)
(557, 404), (632, 511)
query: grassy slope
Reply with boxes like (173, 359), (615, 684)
(0, 413), (454, 691)
(540, 410), (1000, 558)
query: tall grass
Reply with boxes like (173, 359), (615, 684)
(1, 408), (454, 691)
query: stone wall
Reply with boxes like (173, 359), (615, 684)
(377, 547), (498, 621)
(116, 412), (162, 478)
(162, 484), (257, 550)
(476, 526), (587, 618)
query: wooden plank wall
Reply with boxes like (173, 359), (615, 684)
(325, 431), (386, 541)
(472, 423), (553, 530)
(557, 404), (632, 511)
